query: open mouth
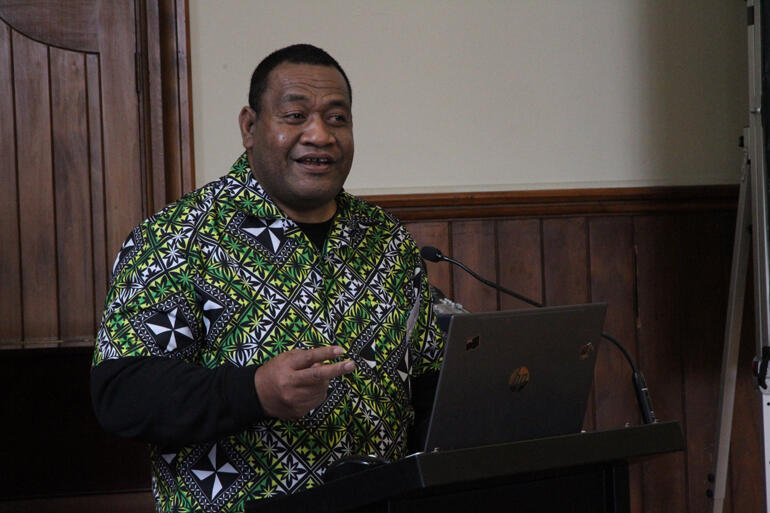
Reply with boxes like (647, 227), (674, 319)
(296, 156), (334, 167)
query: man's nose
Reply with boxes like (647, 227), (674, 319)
(301, 115), (335, 146)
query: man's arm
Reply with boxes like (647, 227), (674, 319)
(91, 347), (355, 447)
(91, 356), (262, 446)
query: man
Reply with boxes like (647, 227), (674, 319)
(91, 44), (443, 513)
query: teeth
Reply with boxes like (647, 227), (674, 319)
(301, 157), (331, 164)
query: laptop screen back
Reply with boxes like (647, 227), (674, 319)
(424, 303), (607, 452)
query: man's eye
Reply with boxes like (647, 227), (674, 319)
(285, 113), (305, 122)
(328, 114), (349, 125)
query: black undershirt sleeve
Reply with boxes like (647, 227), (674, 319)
(93, 357), (438, 452)
(91, 357), (265, 448)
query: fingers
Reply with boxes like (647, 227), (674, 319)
(294, 359), (355, 385)
(253, 346), (356, 420)
(286, 346), (346, 370)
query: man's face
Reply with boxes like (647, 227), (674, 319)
(239, 62), (354, 223)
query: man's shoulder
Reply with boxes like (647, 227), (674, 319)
(141, 175), (229, 232)
(339, 192), (421, 257)
(340, 192), (400, 228)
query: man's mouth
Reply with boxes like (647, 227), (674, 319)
(295, 156), (334, 167)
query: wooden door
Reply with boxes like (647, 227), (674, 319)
(0, 2), (194, 505)
(0, 0), (194, 348)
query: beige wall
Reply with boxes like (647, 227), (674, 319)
(189, 1), (747, 194)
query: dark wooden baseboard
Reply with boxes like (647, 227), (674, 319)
(0, 491), (154, 513)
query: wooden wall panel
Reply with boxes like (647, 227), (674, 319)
(51, 48), (94, 339)
(0, 21), (22, 342)
(633, 215), (688, 512)
(13, 32), (58, 341)
(542, 217), (589, 306)
(451, 220), (497, 312)
(497, 219), (542, 310)
(728, 291), (764, 513)
(541, 218), (595, 430)
(678, 212), (735, 513)
(587, 217), (642, 512)
(587, 217), (639, 428)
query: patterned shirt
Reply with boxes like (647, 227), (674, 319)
(92, 154), (444, 513)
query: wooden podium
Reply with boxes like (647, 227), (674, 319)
(246, 421), (683, 513)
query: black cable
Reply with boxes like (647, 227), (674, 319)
(600, 332), (655, 425)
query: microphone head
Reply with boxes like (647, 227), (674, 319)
(420, 246), (444, 262)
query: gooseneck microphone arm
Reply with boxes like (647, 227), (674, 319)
(421, 247), (543, 308)
(420, 245), (656, 425)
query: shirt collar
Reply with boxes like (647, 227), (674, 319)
(224, 153), (363, 251)
(224, 153), (284, 220)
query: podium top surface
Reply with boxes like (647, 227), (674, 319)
(246, 421), (684, 513)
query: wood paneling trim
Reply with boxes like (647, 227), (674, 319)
(0, 20), (23, 342)
(0, 491), (154, 513)
(86, 54), (108, 319)
(14, 31), (59, 341)
(176, 0), (195, 193)
(98, 1), (143, 260)
(364, 185), (738, 220)
(137, 0), (195, 213)
(51, 47), (94, 339)
(1, 338), (95, 351)
(0, 1), (99, 53)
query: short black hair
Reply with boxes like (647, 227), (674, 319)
(248, 44), (352, 115)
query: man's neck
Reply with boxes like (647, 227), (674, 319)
(281, 202), (337, 223)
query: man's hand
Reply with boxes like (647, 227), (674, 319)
(253, 346), (355, 420)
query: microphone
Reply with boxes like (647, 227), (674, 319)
(421, 245), (656, 425)
(419, 246), (444, 263)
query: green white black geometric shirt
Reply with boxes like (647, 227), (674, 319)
(91, 154), (444, 513)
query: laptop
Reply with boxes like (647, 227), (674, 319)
(423, 303), (607, 452)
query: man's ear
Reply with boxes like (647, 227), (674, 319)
(239, 106), (257, 149)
